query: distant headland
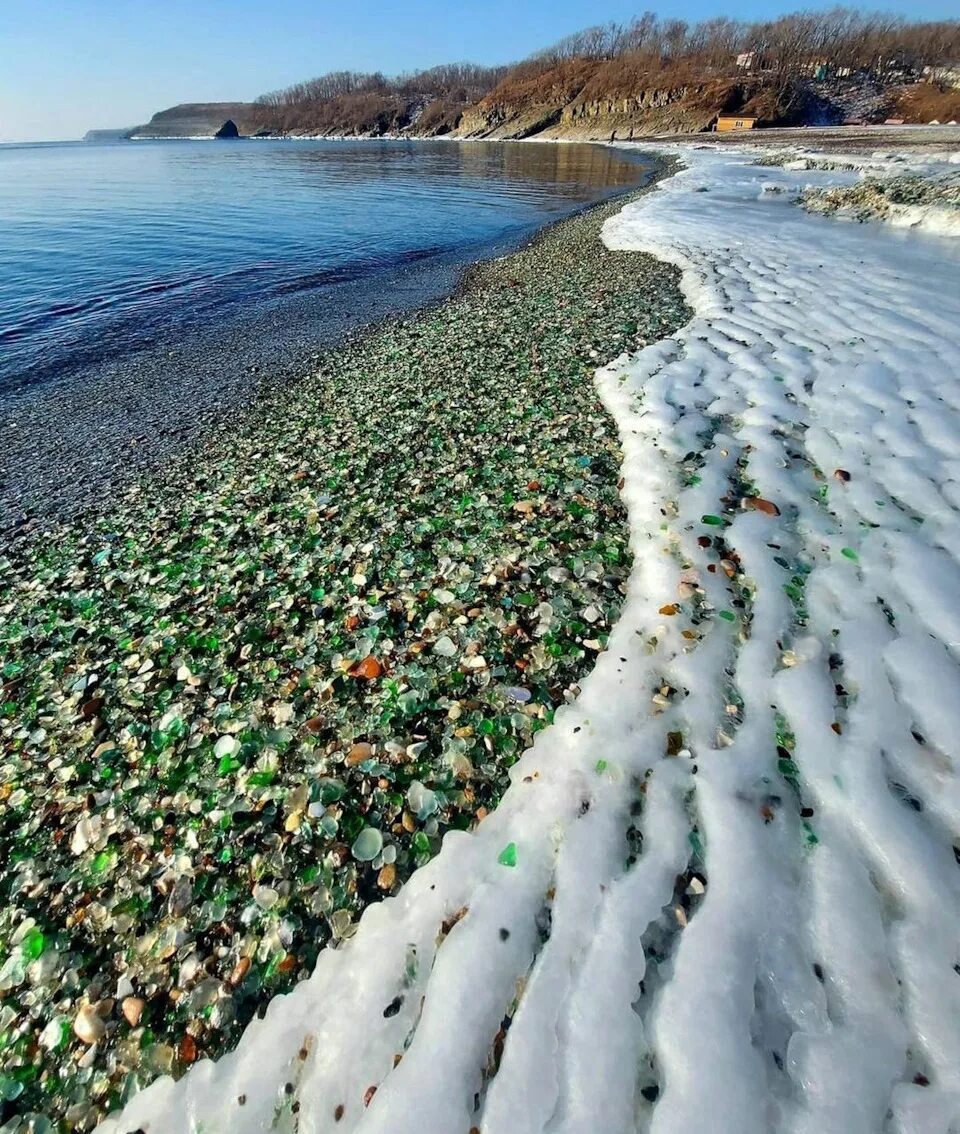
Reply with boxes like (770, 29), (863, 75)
(84, 102), (258, 142)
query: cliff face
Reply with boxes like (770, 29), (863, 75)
(456, 82), (742, 139)
(110, 73), (949, 145)
(454, 61), (791, 140)
(122, 88), (736, 142)
(130, 103), (257, 139)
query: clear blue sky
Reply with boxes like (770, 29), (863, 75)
(2, 0), (955, 142)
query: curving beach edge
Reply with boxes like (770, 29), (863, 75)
(0, 156), (691, 1130)
(92, 135), (960, 1134)
(3, 129), (960, 1132)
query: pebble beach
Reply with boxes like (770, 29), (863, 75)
(91, 138), (960, 1134)
(0, 166), (690, 1129)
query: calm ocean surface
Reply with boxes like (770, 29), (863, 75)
(0, 139), (648, 393)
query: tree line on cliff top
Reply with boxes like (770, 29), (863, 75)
(250, 8), (960, 133)
(250, 63), (508, 133)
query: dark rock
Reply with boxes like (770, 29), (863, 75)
(215, 119), (240, 139)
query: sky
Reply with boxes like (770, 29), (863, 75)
(2, 0), (956, 142)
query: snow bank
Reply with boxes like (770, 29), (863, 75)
(749, 144), (960, 237)
(99, 149), (960, 1134)
(799, 170), (960, 237)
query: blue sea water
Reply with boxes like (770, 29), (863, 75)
(0, 138), (648, 393)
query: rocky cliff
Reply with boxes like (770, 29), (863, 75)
(455, 81), (746, 139)
(454, 60), (794, 140)
(130, 103), (257, 139)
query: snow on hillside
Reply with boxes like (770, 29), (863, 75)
(99, 149), (960, 1134)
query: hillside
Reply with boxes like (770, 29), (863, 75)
(90, 10), (960, 142)
(245, 61), (801, 140)
(455, 61), (799, 139)
(246, 63), (505, 138)
(242, 11), (960, 140)
(892, 82), (960, 124)
(247, 91), (467, 137)
(105, 76), (958, 146)
(244, 72), (956, 143)
(129, 102), (257, 139)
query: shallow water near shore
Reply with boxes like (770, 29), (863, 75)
(0, 139), (652, 537)
(0, 139), (647, 395)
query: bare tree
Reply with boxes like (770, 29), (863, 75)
(621, 12), (658, 54)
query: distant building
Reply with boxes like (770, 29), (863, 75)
(736, 52), (755, 70)
(716, 115), (758, 132)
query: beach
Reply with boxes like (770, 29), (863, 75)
(4, 129), (960, 1132)
(0, 164), (689, 1129)
(92, 136), (960, 1134)
(0, 138), (651, 543)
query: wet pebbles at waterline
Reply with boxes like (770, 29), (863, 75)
(0, 180), (689, 1129)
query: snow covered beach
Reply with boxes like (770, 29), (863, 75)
(95, 147), (960, 1133)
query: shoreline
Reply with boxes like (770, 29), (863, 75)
(115, 121), (960, 148)
(0, 144), (655, 546)
(0, 158), (689, 1129)
(97, 140), (960, 1134)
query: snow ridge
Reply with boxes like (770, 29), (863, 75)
(100, 150), (960, 1134)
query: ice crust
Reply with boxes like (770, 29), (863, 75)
(99, 149), (960, 1134)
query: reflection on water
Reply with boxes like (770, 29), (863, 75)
(266, 139), (645, 193)
(0, 139), (648, 389)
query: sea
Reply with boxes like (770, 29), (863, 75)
(0, 138), (649, 394)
